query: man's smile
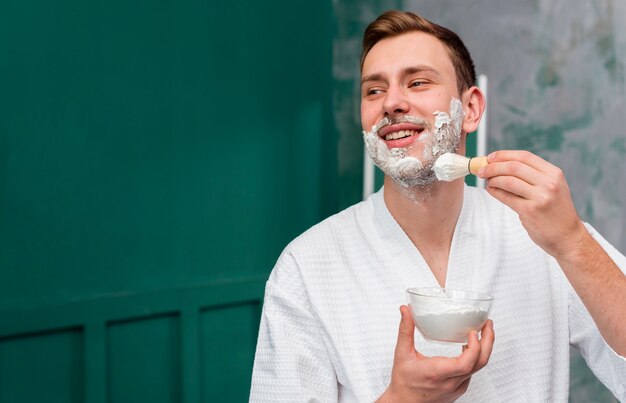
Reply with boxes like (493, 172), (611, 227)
(383, 129), (421, 140)
(377, 122), (427, 147)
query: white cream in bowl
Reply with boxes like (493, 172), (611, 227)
(406, 287), (493, 343)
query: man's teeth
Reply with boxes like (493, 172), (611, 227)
(384, 130), (418, 141)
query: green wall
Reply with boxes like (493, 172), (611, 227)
(0, 0), (335, 402)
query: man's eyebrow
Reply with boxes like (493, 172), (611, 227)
(403, 65), (440, 77)
(360, 73), (385, 86)
(361, 65), (441, 86)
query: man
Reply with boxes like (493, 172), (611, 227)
(250, 10), (626, 402)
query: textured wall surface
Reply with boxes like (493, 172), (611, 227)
(406, 0), (626, 254)
(403, 1), (624, 399)
(333, 0), (624, 401)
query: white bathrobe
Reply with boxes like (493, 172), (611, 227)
(250, 186), (626, 402)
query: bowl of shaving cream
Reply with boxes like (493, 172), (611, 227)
(406, 287), (493, 343)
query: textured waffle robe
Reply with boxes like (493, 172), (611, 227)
(250, 186), (626, 402)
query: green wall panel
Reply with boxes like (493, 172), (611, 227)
(0, 0), (333, 308)
(200, 302), (261, 403)
(0, 330), (83, 403)
(107, 315), (180, 403)
(0, 0), (331, 400)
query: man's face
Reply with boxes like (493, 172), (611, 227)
(360, 31), (465, 187)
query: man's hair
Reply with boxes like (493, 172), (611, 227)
(361, 10), (476, 94)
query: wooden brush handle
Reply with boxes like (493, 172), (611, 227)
(468, 156), (489, 175)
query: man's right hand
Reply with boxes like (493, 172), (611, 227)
(377, 305), (495, 403)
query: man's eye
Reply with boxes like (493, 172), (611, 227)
(367, 88), (383, 96)
(410, 81), (424, 88)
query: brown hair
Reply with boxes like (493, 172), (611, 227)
(361, 10), (476, 94)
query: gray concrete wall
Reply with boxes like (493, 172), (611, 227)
(333, 0), (624, 400)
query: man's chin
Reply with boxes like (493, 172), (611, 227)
(387, 169), (438, 188)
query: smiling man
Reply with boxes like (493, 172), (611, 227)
(250, 10), (626, 402)
(361, 31), (472, 189)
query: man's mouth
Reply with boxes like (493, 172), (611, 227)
(378, 123), (426, 142)
(383, 129), (422, 141)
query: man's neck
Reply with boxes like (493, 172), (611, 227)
(383, 177), (464, 235)
(383, 177), (465, 286)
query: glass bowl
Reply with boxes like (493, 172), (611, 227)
(406, 287), (493, 343)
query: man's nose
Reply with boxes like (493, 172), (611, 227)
(383, 87), (409, 116)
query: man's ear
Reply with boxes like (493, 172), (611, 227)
(461, 86), (485, 134)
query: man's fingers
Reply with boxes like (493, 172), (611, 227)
(393, 307), (494, 388)
(486, 175), (534, 201)
(480, 160), (543, 188)
(474, 320), (495, 372)
(395, 305), (417, 355)
(487, 150), (549, 172)
(444, 331), (482, 377)
(485, 186), (525, 213)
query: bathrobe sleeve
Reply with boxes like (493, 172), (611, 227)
(568, 224), (626, 401)
(249, 252), (338, 403)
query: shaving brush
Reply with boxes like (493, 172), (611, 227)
(433, 153), (489, 182)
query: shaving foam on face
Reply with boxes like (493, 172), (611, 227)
(362, 99), (464, 188)
(434, 111), (452, 128)
(430, 100), (463, 157)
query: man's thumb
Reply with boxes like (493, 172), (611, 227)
(395, 305), (416, 354)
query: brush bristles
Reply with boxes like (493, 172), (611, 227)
(433, 153), (471, 181)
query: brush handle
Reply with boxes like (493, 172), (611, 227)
(468, 156), (489, 175)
